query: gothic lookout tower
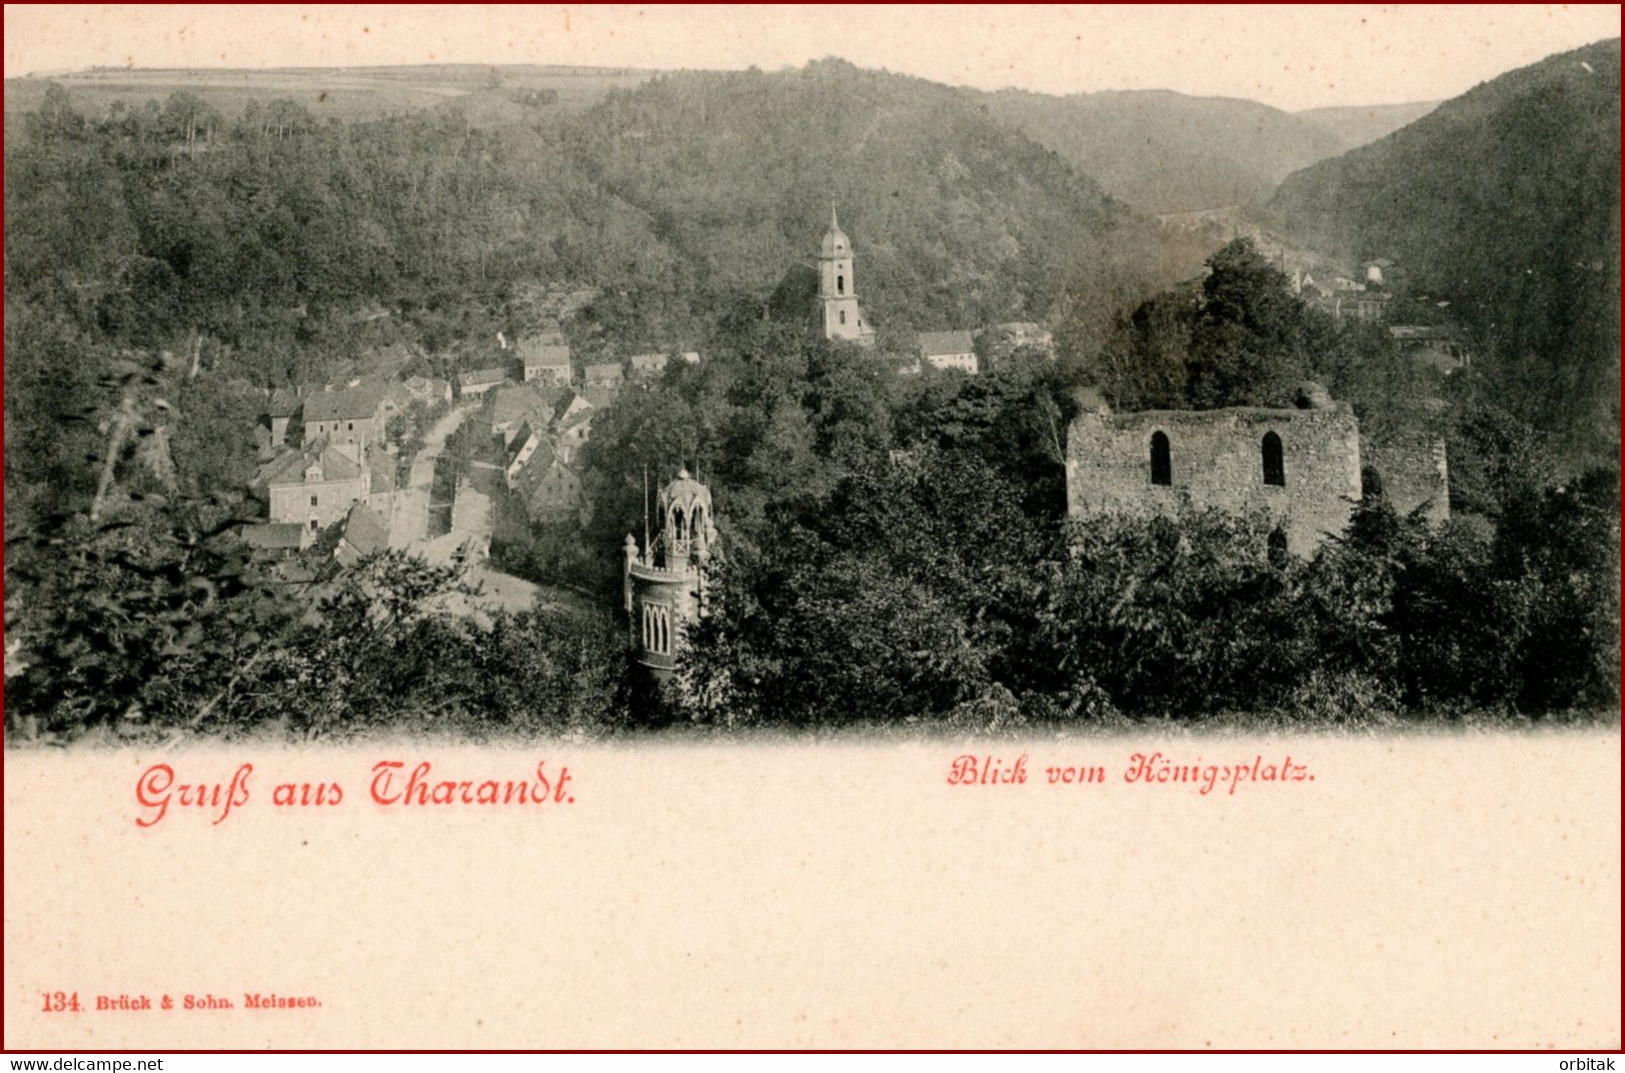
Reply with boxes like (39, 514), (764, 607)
(623, 468), (719, 682)
(818, 206), (877, 346)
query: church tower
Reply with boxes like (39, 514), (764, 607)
(622, 468), (718, 684)
(818, 206), (877, 346)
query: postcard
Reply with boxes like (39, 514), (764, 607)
(4, 4), (1620, 1051)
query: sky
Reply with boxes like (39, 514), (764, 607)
(4, 4), (1620, 110)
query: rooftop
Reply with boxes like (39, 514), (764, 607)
(520, 339), (572, 367)
(266, 387), (305, 419)
(263, 443), (363, 487)
(458, 367), (508, 387)
(239, 522), (305, 551)
(339, 503), (390, 558)
(820, 205), (851, 258)
(918, 330), (975, 356)
(303, 381), (387, 422)
(489, 382), (556, 428)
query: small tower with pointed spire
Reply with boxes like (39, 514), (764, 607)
(817, 205), (877, 346)
(622, 467), (719, 683)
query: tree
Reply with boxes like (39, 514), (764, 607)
(1185, 238), (1314, 408)
(680, 446), (1057, 728)
(24, 83), (86, 145)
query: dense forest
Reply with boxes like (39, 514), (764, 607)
(4, 50), (1619, 743)
(984, 89), (1347, 213)
(4, 60), (1167, 529)
(1269, 38), (1622, 469)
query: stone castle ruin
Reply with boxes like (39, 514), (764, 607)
(1065, 382), (1448, 556)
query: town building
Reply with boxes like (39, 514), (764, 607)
(917, 330), (978, 374)
(335, 503), (391, 564)
(583, 362), (624, 392)
(521, 333), (573, 385)
(458, 367), (507, 398)
(512, 442), (585, 524)
(503, 388), (597, 522)
(979, 322), (1055, 365)
(551, 390), (596, 462)
(488, 382), (556, 445)
(817, 207), (877, 346)
(1364, 259), (1396, 286)
(259, 439), (397, 536)
(504, 421), (546, 488)
(1335, 290), (1393, 324)
(629, 352), (670, 377)
(1302, 277), (1393, 324)
(622, 468), (719, 683)
(1065, 382), (1448, 557)
(301, 380), (405, 456)
(265, 387), (306, 449)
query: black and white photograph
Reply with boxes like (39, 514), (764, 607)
(2, 4), (1619, 1053)
(5, 4), (1619, 745)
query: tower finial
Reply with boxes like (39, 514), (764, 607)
(831, 203), (839, 232)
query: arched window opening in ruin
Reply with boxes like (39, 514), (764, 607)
(1262, 432), (1285, 487)
(1267, 528), (1289, 567)
(1150, 431), (1172, 486)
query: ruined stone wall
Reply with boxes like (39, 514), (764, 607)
(1066, 403), (1363, 555)
(1364, 434), (1450, 525)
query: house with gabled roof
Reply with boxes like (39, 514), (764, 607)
(336, 503), (391, 564)
(262, 443), (367, 535)
(259, 440), (396, 538)
(265, 387), (307, 448)
(520, 333), (573, 386)
(301, 379), (408, 456)
(510, 440), (585, 524)
(917, 330), (978, 374)
(550, 390), (596, 463)
(583, 362), (624, 392)
(504, 421), (550, 488)
(487, 381), (558, 445)
(628, 352), (670, 377)
(458, 367), (508, 398)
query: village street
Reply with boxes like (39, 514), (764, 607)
(389, 402), (470, 548)
(385, 399), (561, 621)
